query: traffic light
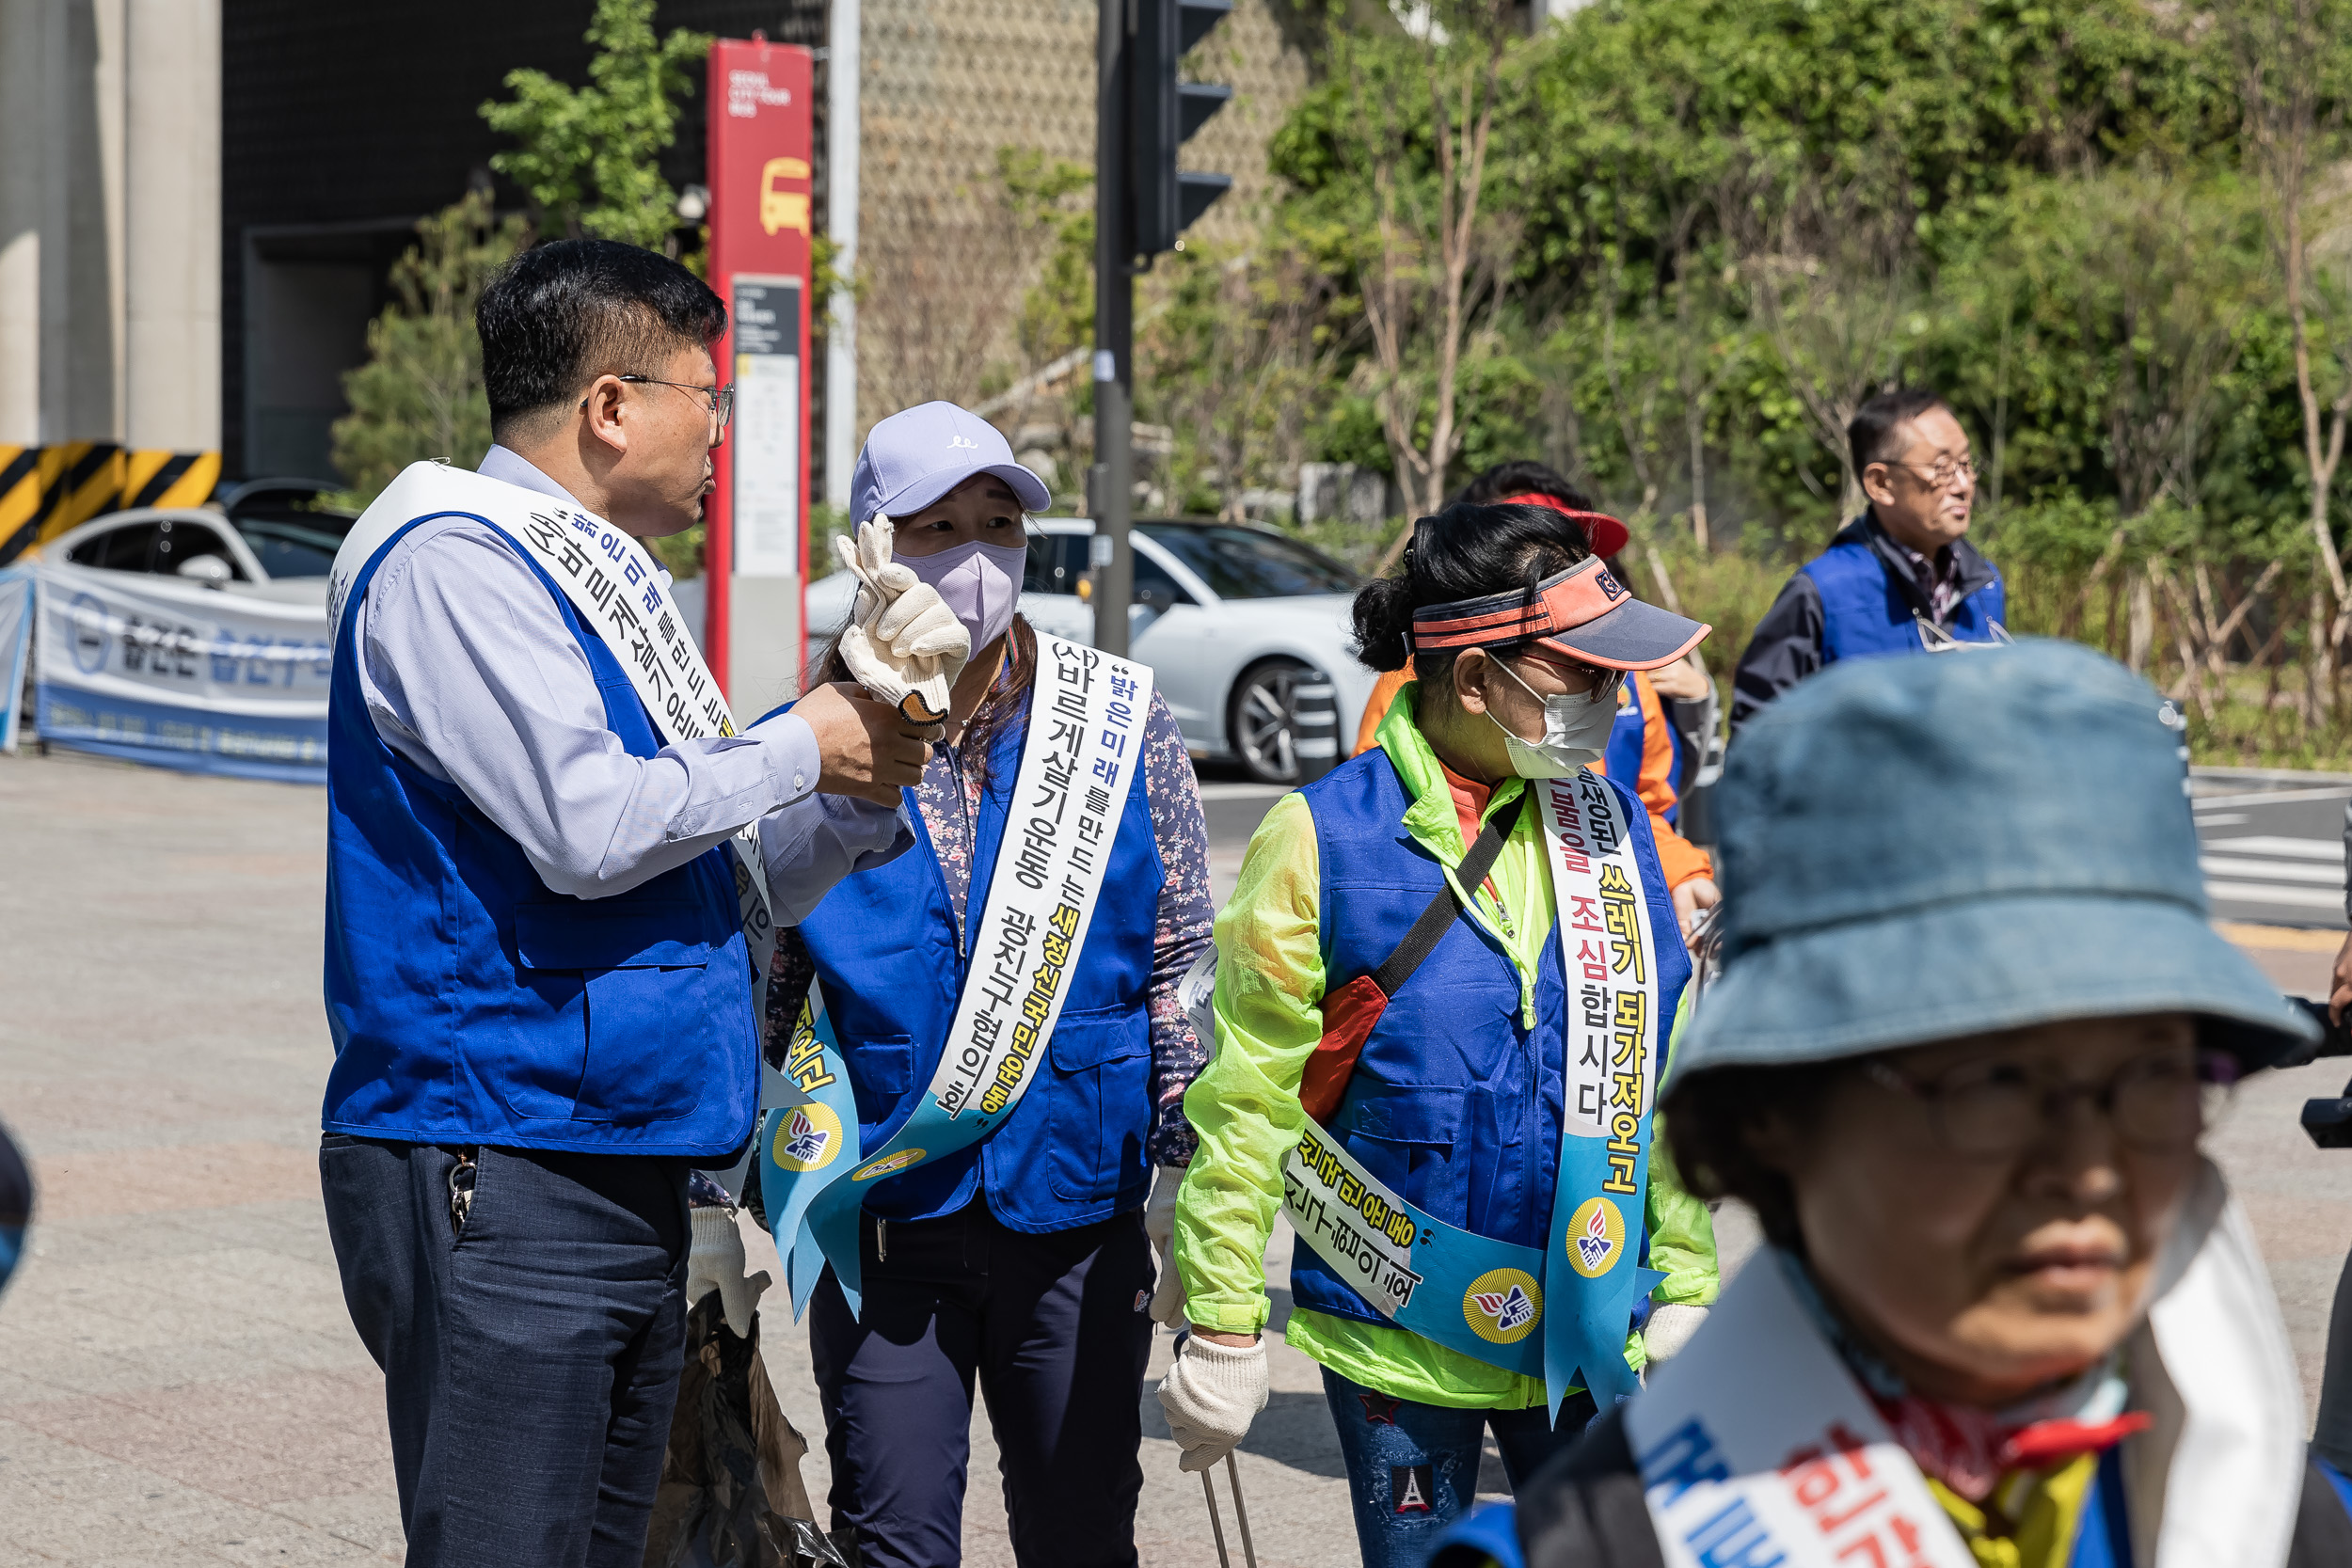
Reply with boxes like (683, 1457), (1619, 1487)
(1131, 0), (1232, 256)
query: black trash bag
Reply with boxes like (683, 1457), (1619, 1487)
(644, 1294), (857, 1568)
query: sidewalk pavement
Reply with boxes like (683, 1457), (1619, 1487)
(3, 749), (2351, 1565)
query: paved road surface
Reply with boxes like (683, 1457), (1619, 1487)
(2194, 771), (2352, 931)
(4, 749), (2350, 1566)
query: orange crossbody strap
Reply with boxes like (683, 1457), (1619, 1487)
(1298, 793), (1527, 1124)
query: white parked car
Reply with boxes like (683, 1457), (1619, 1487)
(34, 480), (357, 607)
(805, 517), (1375, 783)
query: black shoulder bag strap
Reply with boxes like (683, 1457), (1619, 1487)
(1371, 789), (1528, 998)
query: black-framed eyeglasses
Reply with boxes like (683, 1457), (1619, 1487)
(1883, 455), (1978, 489)
(583, 375), (735, 434)
(622, 374), (734, 432)
(1862, 1049), (2230, 1159)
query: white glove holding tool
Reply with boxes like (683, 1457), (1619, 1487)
(1158, 1333), (1269, 1474)
(1642, 1302), (1708, 1365)
(834, 516), (972, 725)
(685, 1206), (772, 1338)
(1146, 1165), (1188, 1327)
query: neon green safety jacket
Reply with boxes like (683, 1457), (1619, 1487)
(1173, 698), (1719, 1410)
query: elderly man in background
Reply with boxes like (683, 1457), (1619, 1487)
(1729, 387), (2007, 734)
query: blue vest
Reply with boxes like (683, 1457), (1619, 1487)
(1289, 750), (1691, 1327)
(1799, 526), (2006, 663)
(322, 520), (757, 1156)
(788, 693), (1165, 1232)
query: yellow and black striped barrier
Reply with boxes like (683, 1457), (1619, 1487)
(0, 442), (222, 566)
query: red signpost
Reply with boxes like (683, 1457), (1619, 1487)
(704, 36), (815, 707)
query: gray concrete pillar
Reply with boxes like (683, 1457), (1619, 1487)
(123, 0), (219, 453)
(0, 0), (44, 447)
(56, 0), (124, 446)
(0, 0), (123, 449)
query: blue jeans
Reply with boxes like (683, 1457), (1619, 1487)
(1320, 1367), (1597, 1568)
(320, 1137), (690, 1568)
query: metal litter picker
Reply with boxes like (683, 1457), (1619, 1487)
(1199, 1451), (1259, 1568)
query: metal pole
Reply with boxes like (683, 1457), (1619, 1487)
(1223, 1452), (1261, 1568)
(1089, 0), (1134, 659)
(823, 0), (859, 513)
(1199, 1469), (1232, 1568)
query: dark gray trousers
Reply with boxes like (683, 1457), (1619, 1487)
(320, 1136), (690, 1568)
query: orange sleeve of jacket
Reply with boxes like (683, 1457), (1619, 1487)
(1618, 673), (1714, 890)
(1354, 666), (1412, 756)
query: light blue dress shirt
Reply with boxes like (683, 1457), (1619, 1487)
(352, 446), (907, 922)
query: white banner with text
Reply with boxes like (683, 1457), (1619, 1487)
(33, 562), (329, 783)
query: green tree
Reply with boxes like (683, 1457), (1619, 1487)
(480, 0), (709, 248)
(999, 148), (1096, 370)
(2230, 0), (2352, 696)
(1173, 0), (2352, 755)
(329, 191), (530, 507)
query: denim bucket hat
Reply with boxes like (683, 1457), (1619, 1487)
(1670, 639), (2315, 1085)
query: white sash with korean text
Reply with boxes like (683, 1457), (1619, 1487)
(774, 634), (1152, 1312)
(1534, 769), (1661, 1194)
(1534, 768), (1666, 1407)
(860, 634), (1146, 1144)
(328, 461), (776, 1005)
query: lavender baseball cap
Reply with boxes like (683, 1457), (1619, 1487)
(850, 401), (1052, 524)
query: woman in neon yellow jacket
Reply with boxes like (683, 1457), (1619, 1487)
(1153, 500), (1721, 1567)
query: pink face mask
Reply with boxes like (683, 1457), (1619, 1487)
(898, 539), (1028, 653)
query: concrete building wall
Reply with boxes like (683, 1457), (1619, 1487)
(215, 0), (827, 487)
(0, 0), (122, 449)
(1, 0), (1307, 560)
(0, 0), (51, 450)
(0, 0), (220, 563)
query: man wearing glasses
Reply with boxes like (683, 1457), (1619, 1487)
(1728, 387), (2008, 733)
(317, 240), (951, 1566)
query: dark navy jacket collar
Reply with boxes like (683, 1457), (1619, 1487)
(1841, 511), (1999, 620)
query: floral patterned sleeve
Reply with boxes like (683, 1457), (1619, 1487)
(762, 925), (818, 1070)
(1139, 689), (1215, 1165)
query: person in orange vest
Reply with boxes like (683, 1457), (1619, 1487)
(1352, 463), (1718, 938)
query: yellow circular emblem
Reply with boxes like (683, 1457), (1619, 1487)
(770, 1103), (844, 1174)
(850, 1148), (926, 1181)
(1565, 1196), (1627, 1279)
(1462, 1268), (1543, 1344)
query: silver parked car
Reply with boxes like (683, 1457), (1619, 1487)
(806, 516), (1374, 783)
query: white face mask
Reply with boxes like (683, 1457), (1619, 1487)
(1486, 655), (1620, 778)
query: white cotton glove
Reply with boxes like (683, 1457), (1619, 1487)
(686, 1206), (772, 1338)
(833, 516), (971, 724)
(1643, 1302), (1708, 1365)
(1146, 1165), (1187, 1327)
(1157, 1333), (1269, 1473)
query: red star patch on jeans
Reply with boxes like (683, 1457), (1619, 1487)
(1359, 1390), (1401, 1426)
